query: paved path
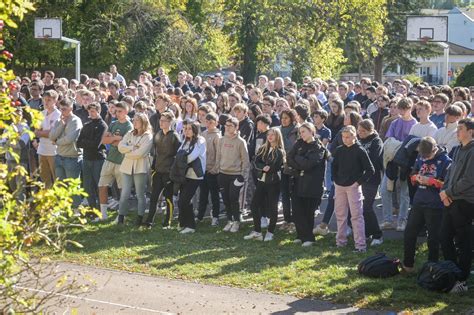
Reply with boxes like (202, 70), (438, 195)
(30, 262), (389, 314)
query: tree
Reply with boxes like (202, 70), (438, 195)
(373, 0), (438, 81)
(453, 62), (474, 87)
(7, 0), (233, 79)
(223, 0), (386, 82)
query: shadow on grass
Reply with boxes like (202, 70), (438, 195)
(56, 212), (474, 314)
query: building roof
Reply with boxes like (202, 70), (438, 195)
(421, 8), (474, 20)
(448, 42), (474, 55)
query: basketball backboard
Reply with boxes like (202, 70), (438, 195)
(34, 18), (62, 39)
(406, 16), (448, 42)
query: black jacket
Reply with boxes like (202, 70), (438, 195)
(392, 135), (421, 180)
(74, 107), (90, 125)
(149, 111), (162, 135)
(370, 108), (389, 133)
(239, 117), (255, 147)
(252, 147), (284, 185)
(359, 133), (384, 186)
(287, 139), (327, 199)
(77, 118), (107, 160)
(332, 142), (375, 187)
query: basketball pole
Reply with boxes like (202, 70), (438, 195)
(438, 42), (449, 85)
(61, 36), (80, 81)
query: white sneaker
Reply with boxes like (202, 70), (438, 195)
(370, 237), (384, 246)
(264, 232), (274, 242)
(293, 239), (302, 244)
(211, 217), (219, 226)
(243, 231), (263, 240)
(230, 221), (240, 233)
(302, 241), (314, 247)
(450, 281), (468, 294)
(180, 227), (195, 234)
(313, 224), (329, 236)
(223, 221), (233, 232)
(396, 219), (407, 232)
(260, 217), (269, 229)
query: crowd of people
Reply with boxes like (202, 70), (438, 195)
(4, 65), (474, 293)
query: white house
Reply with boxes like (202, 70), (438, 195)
(416, 7), (474, 84)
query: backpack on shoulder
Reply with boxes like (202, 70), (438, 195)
(417, 261), (463, 293)
(358, 253), (401, 278)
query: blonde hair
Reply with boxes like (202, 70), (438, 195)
(255, 127), (286, 164)
(133, 112), (152, 136)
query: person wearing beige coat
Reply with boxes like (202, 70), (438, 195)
(117, 113), (153, 226)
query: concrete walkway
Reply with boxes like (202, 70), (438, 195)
(29, 262), (389, 314)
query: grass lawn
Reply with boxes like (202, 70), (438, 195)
(36, 214), (474, 314)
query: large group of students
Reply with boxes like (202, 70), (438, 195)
(4, 65), (474, 293)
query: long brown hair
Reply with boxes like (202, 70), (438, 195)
(183, 119), (200, 145)
(255, 127), (286, 164)
(133, 112), (151, 136)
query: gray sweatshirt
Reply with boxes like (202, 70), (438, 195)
(443, 140), (474, 204)
(49, 114), (83, 158)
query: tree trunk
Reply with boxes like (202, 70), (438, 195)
(374, 54), (384, 83)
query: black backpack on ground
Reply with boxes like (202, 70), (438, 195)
(358, 253), (400, 278)
(417, 261), (463, 292)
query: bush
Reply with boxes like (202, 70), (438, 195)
(454, 63), (474, 87)
(1, 2), (97, 312)
(402, 73), (423, 85)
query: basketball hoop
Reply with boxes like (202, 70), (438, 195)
(420, 36), (431, 44)
(39, 34), (51, 41)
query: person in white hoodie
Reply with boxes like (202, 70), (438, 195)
(434, 104), (463, 153)
(177, 119), (206, 234)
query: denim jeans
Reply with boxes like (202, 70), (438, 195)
(82, 159), (104, 209)
(381, 174), (409, 224)
(119, 172), (147, 216)
(324, 159), (333, 191)
(55, 155), (83, 207)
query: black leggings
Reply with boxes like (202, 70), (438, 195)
(280, 173), (293, 223)
(250, 181), (280, 233)
(178, 178), (201, 229)
(197, 172), (220, 219)
(293, 196), (321, 242)
(146, 172), (174, 227)
(218, 174), (244, 222)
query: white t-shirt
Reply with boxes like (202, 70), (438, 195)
(409, 121), (438, 138)
(37, 108), (61, 156)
